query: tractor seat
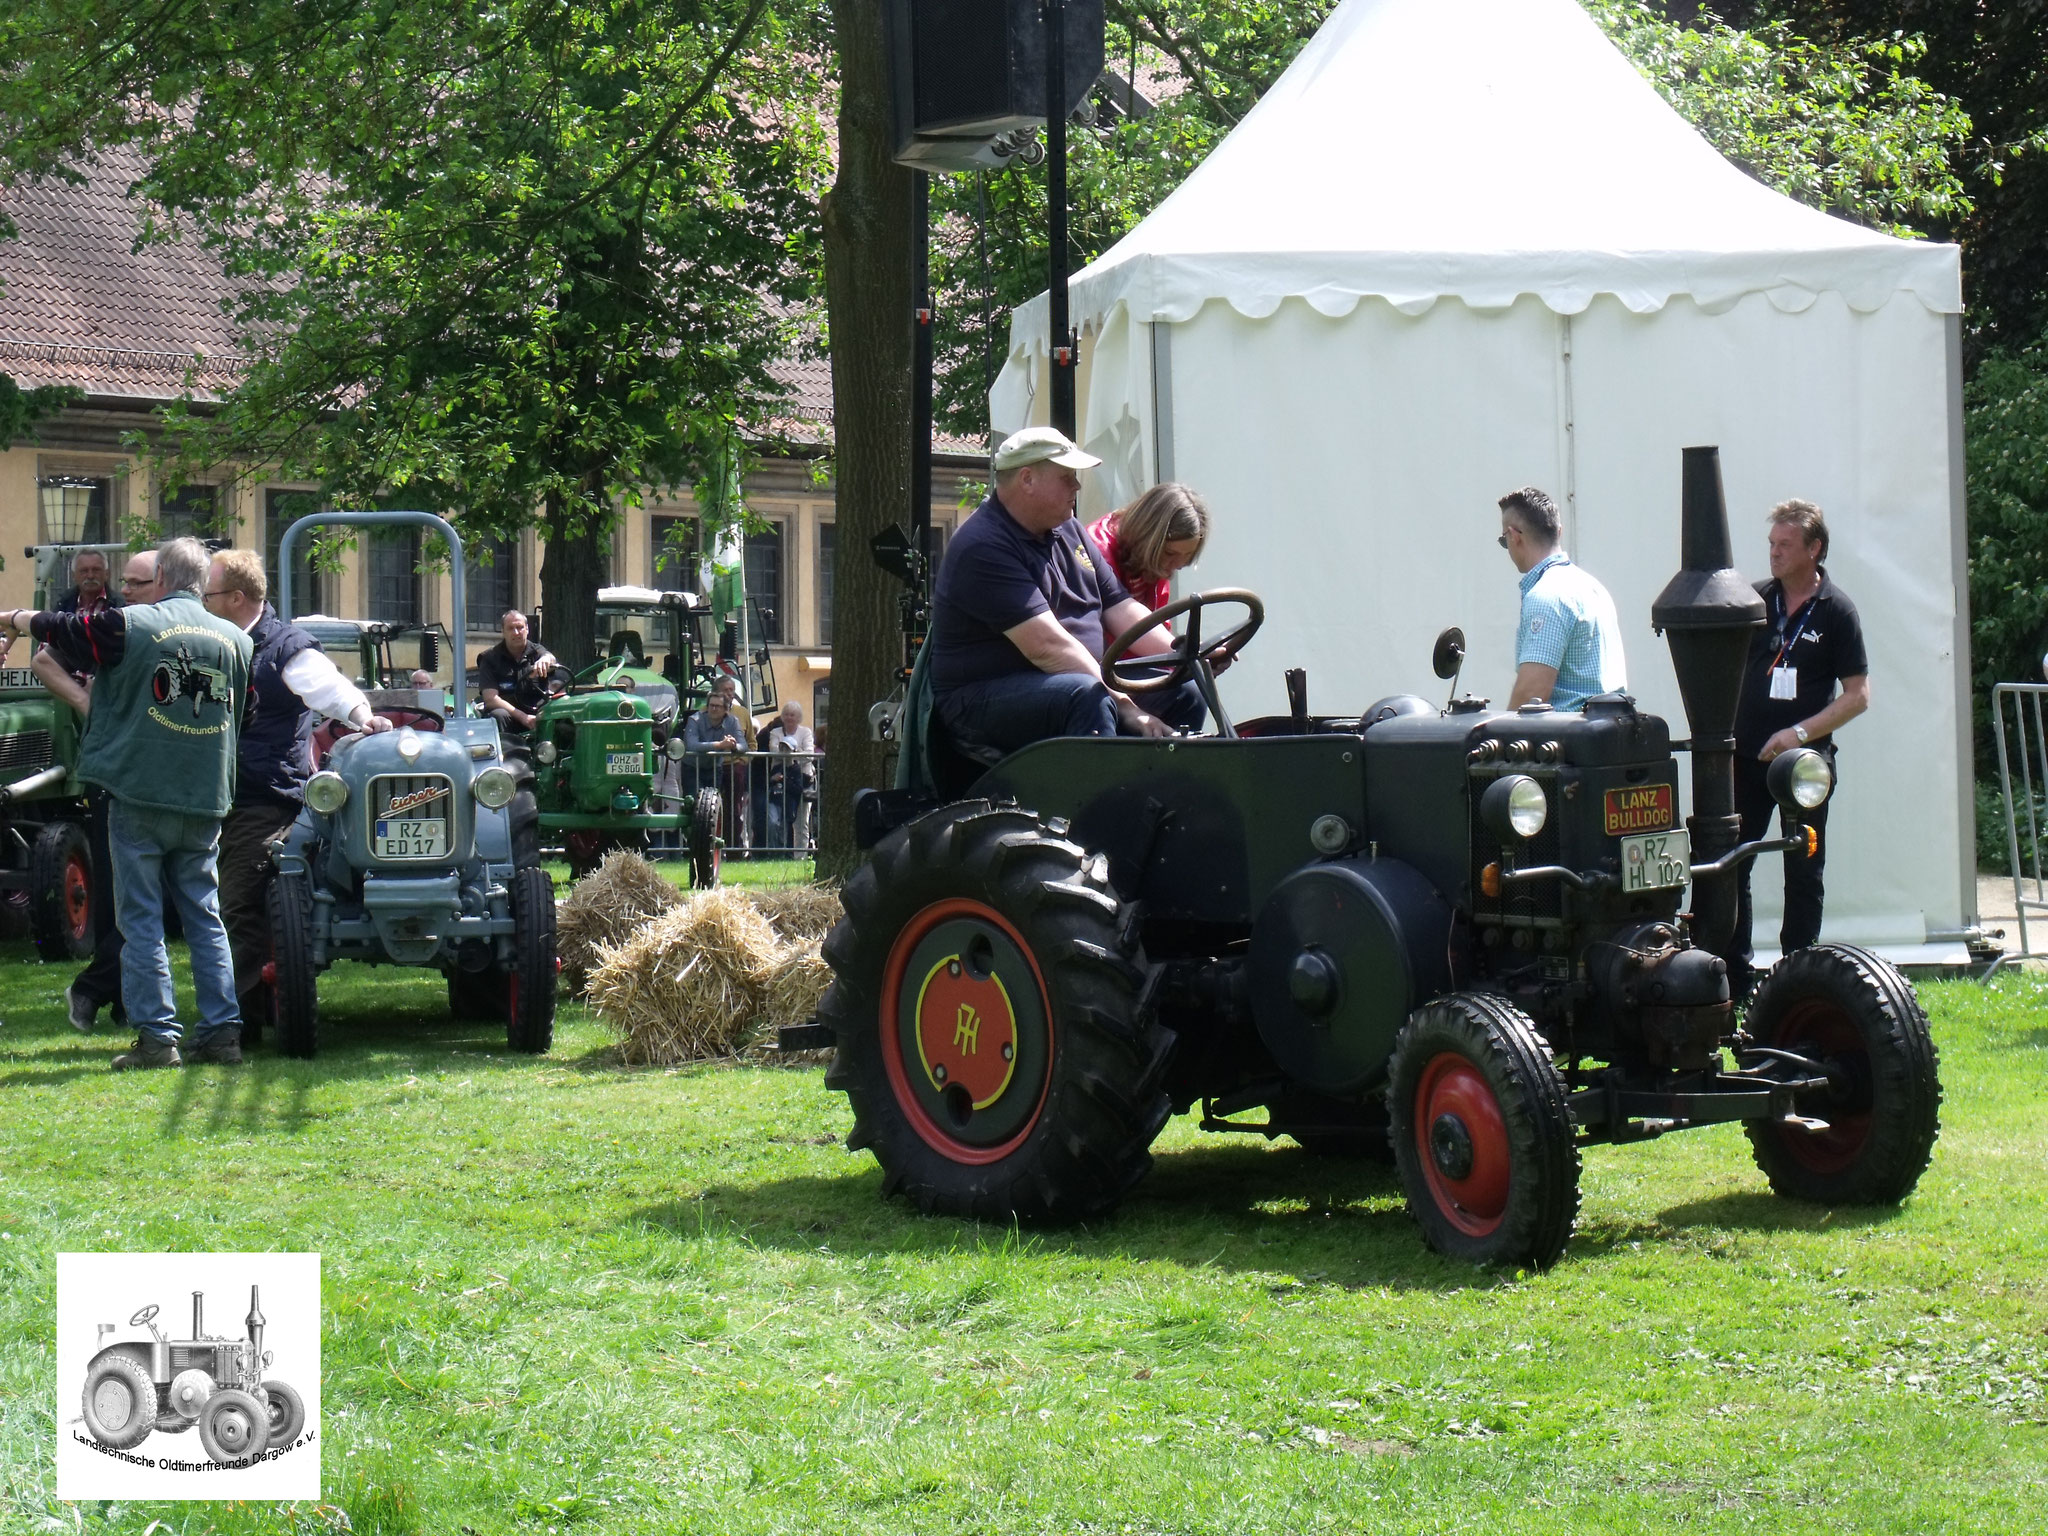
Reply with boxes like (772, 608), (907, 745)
(925, 707), (1005, 800)
(608, 629), (647, 665)
(310, 706), (445, 768)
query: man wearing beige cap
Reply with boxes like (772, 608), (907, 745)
(926, 426), (1201, 753)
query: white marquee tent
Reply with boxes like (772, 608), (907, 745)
(990, 0), (1975, 960)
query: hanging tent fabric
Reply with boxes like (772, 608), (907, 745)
(992, 0), (1973, 960)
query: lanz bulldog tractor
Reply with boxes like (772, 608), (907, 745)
(796, 447), (1942, 1268)
(81, 1286), (304, 1464)
(265, 511), (557, 1058)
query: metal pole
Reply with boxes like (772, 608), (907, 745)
(1046, 0), (1076, 438)
(911, 171), (934, 612)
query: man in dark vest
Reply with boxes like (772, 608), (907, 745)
(204, 550), (393, 1035)
(3, 537), (254, 1069)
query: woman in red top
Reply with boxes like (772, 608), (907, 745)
(1084, 482), (1211, 614)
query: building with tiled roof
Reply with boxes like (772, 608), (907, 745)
(1, 149), (986, 737)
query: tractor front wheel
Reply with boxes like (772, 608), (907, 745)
(30, 820), (94, 962)
(819, 801), (1174, 1223)
(260, 1379), (306, 1445)
(1387, 993), (1580, 1268)
(506, 864), (556, 1054)
(198, 1388), (270, 1463)
(80, 1354), (157, 1449)
(268, 871), (321, 1058)
(688, 788), (722, 889)
(1744, 944), (1941, 1206)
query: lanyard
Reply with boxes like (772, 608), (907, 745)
(1770, 587), (1817, 672)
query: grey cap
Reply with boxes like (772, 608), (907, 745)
(992, 425), (1103, 473)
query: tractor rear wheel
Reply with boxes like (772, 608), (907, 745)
(260, 1379), (306, 1445)
(688, 788), (722, 889)
(506, 864), (556, 1054)
(81, 1354), (157, 1449)
(819, 801), (1174, 1224)
(198, 1388), (270, 1463)
(1743, 944), (1941, 1206)
(1387, 993), (1579, 1268)
(268, 871), (321, 1059)
(30, 820), (94, 962)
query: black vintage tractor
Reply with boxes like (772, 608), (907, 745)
(789, 448), (1942, 1268)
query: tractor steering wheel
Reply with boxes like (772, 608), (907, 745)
(1102, 589), (1265, 695)
(129, 1304), (159, 1327)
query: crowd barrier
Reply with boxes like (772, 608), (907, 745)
(1992, 682), (2048, 960)
(653, 748), (823, 864)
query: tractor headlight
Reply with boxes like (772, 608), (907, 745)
(664, 735), (687, 762)
(1767, 746), (1833, 811)
(472, 766), (517, 810)
(1480, 774), (1548, 842)
(535, 739), (558, 765)
(305, 772), (349, 816)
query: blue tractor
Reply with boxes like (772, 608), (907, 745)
(264, 511), (556, 1057)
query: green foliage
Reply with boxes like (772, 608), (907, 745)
(932, 0), (1970, 438)
(0, 1), (831, 555)
(0, 375), (81, 446)
(1966, 332), (2048, 714)
(1585, 1), (1972, 237)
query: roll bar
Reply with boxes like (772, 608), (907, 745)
(277, 511), (467, 712)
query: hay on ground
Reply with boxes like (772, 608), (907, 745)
(749, 939), (837, 1065)
(558, 850), (684, 986)
(585, 887), (782, 1065)
(746, 882), (842, 945)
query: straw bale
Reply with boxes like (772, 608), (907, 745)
(558, 850), (684, 987)
(746, 883), (843, 945)
(585, 887), (782, 1065)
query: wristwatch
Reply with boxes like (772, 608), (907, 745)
(1793, 724), (1810, 744)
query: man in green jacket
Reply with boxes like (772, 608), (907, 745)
(3, 537), (255, 1068)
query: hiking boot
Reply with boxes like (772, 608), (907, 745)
(185, 1034), (244, 1066)
(66, 983), (98, 1034)
(111, 1038), (182, 1071)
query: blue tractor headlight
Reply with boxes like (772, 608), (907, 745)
(305, 772), (349, 816)
(472, 766), (517, 810)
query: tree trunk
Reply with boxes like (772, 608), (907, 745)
(537, 489), (609, 673)
(817, 0), (914, 881)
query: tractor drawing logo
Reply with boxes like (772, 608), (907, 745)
(150, 645), (232, 720)
(80, 1285), (305, 1465)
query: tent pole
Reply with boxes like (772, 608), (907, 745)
(1046, 0), (1076, 438)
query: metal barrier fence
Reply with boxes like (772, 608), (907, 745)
(1991, 683), (2048, 958)
(656, 749), (823, 864)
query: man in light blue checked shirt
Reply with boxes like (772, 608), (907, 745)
(1498, 487), (1626, 710)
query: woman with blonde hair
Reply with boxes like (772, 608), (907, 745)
(1085, 481), (1211, 614)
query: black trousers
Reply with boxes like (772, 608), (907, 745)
(1732, 749), (1834, 986)
(72, 788), (125, 1022)
(222, 798), (302, 1023)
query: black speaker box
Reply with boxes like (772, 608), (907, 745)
(884, 0), (1104, 173)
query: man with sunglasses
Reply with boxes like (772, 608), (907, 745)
(1498, 486), (1626, 710)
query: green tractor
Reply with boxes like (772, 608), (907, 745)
(527, 587), (735, 883)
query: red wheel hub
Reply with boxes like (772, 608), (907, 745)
(879, 898), (1051, 1165)
(63, 851), (91, 942)
(1413, 1052), (1512, 1236)
(1768, 998), (1871, 1174)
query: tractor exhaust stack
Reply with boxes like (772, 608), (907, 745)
(247, 1285), (266, 1358)
(1651, 446), (1765, 962)
(192, 1290), (204, 1338)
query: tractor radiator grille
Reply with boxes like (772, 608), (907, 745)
(367, 773), (458, 861)
(0, 731), (53, 772)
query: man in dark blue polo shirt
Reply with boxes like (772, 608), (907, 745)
(928, 427), (1199, 752)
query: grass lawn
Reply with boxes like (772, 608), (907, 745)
(1, 935), (2044, 1535)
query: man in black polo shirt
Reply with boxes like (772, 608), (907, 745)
(1732, 499), (1870, 996)
(477, 610), (562, 736)
(928, 427), (1198, 752)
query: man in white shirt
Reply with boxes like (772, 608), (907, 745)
(203, 550), (392, 1051)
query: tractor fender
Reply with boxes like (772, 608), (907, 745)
(1246, 855), (1454, 1096)
(87, 1340), (160, 1383)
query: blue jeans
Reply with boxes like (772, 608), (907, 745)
(107, 799), (240, 1047)
(938, 671), (1208, 753)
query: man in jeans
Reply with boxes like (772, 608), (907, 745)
(2, 537), (253, 1069)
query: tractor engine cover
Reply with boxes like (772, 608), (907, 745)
(1247, 856), (1452, 1095)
